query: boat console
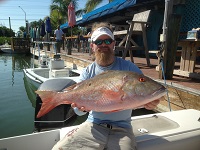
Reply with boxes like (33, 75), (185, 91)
(49, 55), (71, 78)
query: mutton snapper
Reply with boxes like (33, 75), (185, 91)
(36, 70), (166, 118)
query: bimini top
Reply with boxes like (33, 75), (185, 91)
(61, 0), (136, 29)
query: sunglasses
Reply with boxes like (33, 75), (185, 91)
(93, 39), (114, 45)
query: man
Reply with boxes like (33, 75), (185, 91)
(54, 25), (64, 53)
(52, 22), (160, 150)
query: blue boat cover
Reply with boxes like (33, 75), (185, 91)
(61, 0), (136, 29)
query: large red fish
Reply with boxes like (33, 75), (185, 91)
(36, 70), (166, 118)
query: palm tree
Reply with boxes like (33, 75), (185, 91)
(50, 0), (79, 26)
(49, 0), (113, 31)
(85, 0), (113, 13)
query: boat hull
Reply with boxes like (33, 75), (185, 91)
(0, 109), (199, 150)
(23, 68), (49, 88)
(0, 48), (13, 53)
(23, 68), (80, 89)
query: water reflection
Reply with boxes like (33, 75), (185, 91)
(13, 54), (37, 107)
(0, 53), (35, 138)
(0, 53), (35, 105)
(11, 54), (31, 71)
(1, 53), (32, 85)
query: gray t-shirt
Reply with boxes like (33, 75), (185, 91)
(77, 56), (142, 128)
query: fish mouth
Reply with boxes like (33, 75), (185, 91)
(152, 86), (167, 97)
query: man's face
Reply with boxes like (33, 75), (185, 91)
(90, 35), (115, 64)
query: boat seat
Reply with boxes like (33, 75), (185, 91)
(38, 78), (76, 91)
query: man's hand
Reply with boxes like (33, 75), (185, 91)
(71, 103), (91, 112)
(144, 99), (160, 110)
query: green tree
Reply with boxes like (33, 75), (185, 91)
(0, 26), (15, 37)
(50, 0), (78, 25)
(50, 0), (87, 30)
(19, 26), (26, 32)
(85, 0), (113, 13)
(29, 19), (44, 28)
(49, 0), (113, 33)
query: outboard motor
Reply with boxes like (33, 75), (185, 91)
(34, 78), (85, 132)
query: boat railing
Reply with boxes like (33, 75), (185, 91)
(33, 41), (57, 45)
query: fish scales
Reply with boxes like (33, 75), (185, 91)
(36, 70), (166, 118)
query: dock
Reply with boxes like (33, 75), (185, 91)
(30, 46), (200, 113)
(0, 37), (30, 54)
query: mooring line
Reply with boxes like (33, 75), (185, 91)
(160, 57), (172, 111)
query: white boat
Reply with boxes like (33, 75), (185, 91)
(0, 47), (13, 53)
(0, 109), (199, 150)
(0, 43), (13, 53)
(23, 54), (81, 88)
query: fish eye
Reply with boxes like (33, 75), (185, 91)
(139, 77), (145, 82)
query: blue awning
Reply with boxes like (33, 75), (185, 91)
(61, 22), (68, 29)
(60, 18), (82, 29)
(61, 0), (136, 29)
(82, 0), (136, 23)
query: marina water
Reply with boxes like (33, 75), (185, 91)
(0, 53), (87, 139)
(0, 53), (35, 139)
(0, 53), (155, 139)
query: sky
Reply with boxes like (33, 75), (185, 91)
(0, 0), (108, 33)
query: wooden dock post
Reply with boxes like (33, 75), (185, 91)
(159, 0), (183, 79)
(160, 14), (182, 79)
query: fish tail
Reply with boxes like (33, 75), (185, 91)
(35, 90), (61, 118)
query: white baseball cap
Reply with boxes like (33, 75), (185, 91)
(91, 27), (114, 41)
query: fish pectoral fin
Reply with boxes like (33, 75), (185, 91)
(103, 90), (124, 101)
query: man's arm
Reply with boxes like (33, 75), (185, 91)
(62, 33), (65, 40)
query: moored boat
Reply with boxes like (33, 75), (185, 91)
(0, 47), (13, 53)
(2, 78), (200, 149)
(23, 54), (81, 88)
(0, 109), (199, 150)
(0, 43), (12, 53)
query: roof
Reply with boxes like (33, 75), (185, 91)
(81, 0), (136, 24)
(61, 0), (136, 29)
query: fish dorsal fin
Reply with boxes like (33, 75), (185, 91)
(62, 81), (84, 92)
(63, 84), (77, 91)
